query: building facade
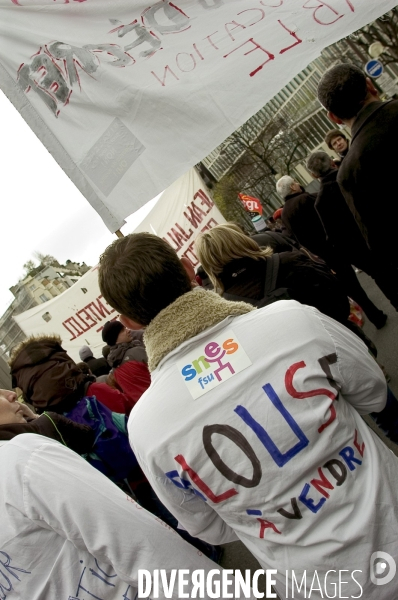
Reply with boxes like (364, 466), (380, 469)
(200, 14), (398, 215)
(0, 262), (90, 359)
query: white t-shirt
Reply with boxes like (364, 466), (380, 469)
(0, 434), (245, 600)
(129, 301), (398, 599)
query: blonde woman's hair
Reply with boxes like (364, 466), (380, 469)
(195, 223), (273, 293)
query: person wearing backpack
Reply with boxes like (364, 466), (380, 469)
(195, 224), (398, 445)
(195, 223), (349, 325)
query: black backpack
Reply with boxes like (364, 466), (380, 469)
(223, 254), (292, 308)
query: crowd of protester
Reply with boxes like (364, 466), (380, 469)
(2, 62), (398, 599)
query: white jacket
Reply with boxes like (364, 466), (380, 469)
(129, 298), (398, 599)
(0, 434), (246, 600)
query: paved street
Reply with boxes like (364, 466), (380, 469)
(219, 270), (398, 595)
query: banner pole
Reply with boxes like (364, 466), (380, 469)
(114, 230), (124, 239)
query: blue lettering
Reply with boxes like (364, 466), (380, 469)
(235, 383), (309, 468)
(181, 364), (196, 381)
(123, 586), (139, 600)
(299, 483), (326, 513)
(0, 552), (30, 582)
(339, 446), (362, 471)
(165, 470), (207, 501)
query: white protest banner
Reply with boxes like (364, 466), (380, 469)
(133, 168), (225, 268)
(13, 266), (117, 362)
(14, 169), (221, 359)
(0, 0), (395, 232)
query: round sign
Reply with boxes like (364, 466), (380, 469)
(368, 42), (384, 58)
(365, 59), (384, 79)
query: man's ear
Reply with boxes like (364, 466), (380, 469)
(365, 77), (379, 98)
(328, 111), (343, 125)
(181, 257), (196, 283)
(120, 314), (144, 330)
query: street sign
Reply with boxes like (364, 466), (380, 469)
(365, 59), (384, 78)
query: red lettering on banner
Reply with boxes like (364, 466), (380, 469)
(302, 0), (343, 26)
(260, 0), (283, 6)
(192, 43), (205, 61)
(174, 454), (238, 503)
(344, 0), (355, 11)
(77, 307), (97, 329)
(257, 518), (282, 537)
(176, 223), (194, 240)
(62, 319), (78, 340)
(75, 313), (90, 333)
(237, 8), (265, 27)
(167, 228), (185, 251)
(176, 52), (197, 72)
(70, 316), (86, 336)
(353, 429), (365, 457)
(204, 31), (221, 51)
(86, 303), (102, 321)
(61, 295), (116, 341)
(91, 296), (114, 318)
(184, 201), (207, 228)
(225, 21), (247, 42)
(223, 38), (275, 77)
(151, 65), (180, 86)
(278, 20), (303, 54)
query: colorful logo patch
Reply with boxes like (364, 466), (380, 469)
(176, 328), (252, 399)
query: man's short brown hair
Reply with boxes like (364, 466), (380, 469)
(98, 233), (192, 326)
(324, 129), (347, 150)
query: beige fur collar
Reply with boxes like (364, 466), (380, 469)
(144, 287), (255, 372)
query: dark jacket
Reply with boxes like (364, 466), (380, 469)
(282, 190), (330, 261)
(107, 334), (148, 369)
(315, 168), (374, 271)
(84, 355), (111, 377)
(251, 231), (299, 253)
(10, 337), (89, 411)
(221, 252), (349, 325)
(9, 335), (132, 415)
(337, 99), (398, 263)
(0, 412), (95, 455)
(9, 335), (144, 489)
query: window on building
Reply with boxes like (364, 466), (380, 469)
(29, 284), (36, 291)
(39, 294), (48, 303)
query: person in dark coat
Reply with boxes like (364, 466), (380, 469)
(307, 151), (397, 317)
(317, 62), (398, 287)
(276, 176), (330, 258)
(101, 320), (151, 410)
(276, 175), (387, 328)
(195, 223), (350, 326)
(78, 345), (111, 377)
(251, 230), (299, 253)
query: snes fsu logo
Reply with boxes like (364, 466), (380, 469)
(177, 328), (252, 399)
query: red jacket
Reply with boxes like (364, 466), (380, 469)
(86, 382), (130, 414)
(114, 361), (151, 410)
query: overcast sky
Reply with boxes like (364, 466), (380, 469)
(0, 90), (159, 315)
